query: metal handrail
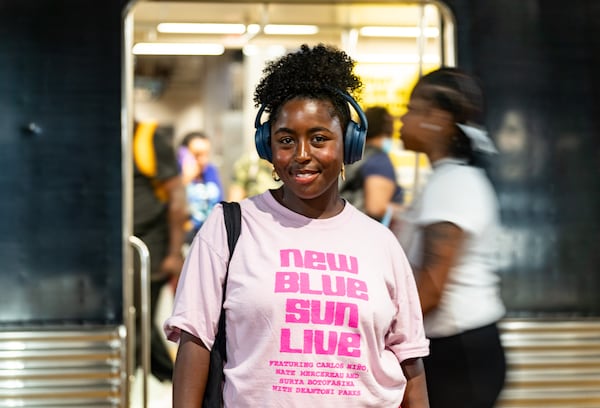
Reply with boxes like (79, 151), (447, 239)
(129, 236), (151, 408)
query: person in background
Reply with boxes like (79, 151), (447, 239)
(165, 43), (430, 408)
(178, 131), (224, 244)
(397, 67), (506, 408)
(228, 149), (281, 201)
(133, 121), (186, 383)
(340, 106), (404, 225)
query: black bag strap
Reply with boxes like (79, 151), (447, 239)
(221, 201), (241, 299)
(214, 201), (241, 362)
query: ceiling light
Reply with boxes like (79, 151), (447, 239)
(157, 23), (246, 35)
(263, 24), (319, 35)
(132, 42), (225, 56)
(246, 24), (261, 35)
(359, 26), (439, 38)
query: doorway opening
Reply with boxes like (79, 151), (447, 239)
(122, 2), (455, 406)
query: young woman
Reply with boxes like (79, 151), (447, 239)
(398, 67), (506, 408)
(165, 44), (430, 408)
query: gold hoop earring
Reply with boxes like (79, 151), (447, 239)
(340, 164), (346, 181)
(272, 168), (281, 182)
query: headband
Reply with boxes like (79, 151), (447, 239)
(456, 123), (498, 155)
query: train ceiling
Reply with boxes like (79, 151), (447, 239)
(132, 1), (440, 52)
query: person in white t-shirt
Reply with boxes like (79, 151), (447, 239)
(165, 44), (430, 408)
(398, 67), (506, 408)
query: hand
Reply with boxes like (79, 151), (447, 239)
(161, 253), (184, 279)
(181, 157), (200, 185)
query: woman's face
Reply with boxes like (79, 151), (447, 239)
(400, 96), (431, 153)
(400, 92), (454, 157)
(270, 97), (344, 204)
(187, 137), (211, 171)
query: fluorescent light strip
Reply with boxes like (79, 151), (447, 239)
(263, 24), (319, 35)
(157, 23), (246, 35)
(360, 26), (439, 38)
(132, 43), (225, 56)
(246, 24), (261, 35)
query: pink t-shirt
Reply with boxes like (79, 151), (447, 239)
(165, 191), (429, 407)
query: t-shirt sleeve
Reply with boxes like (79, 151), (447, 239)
(153, 126), (180, 181)
(385, 242), (430, 362)
(418, 169), (493, 234)
(163, 204), (229, 349)
(361, 152), (397, 182)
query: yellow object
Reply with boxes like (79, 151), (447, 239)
(133, 121), (168, 202)
(133, 121), (158, 176)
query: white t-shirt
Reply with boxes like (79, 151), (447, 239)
(397, 159), (506, 338)
(165, 191), (429, 407)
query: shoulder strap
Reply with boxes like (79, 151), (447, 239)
(214, 201), (241, 361)
(221, 201), (242, 280)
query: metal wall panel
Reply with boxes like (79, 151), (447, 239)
(0, 327), (127, 407)
(497, 319), (600, 408)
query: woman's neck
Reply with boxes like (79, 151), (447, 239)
(272, 187), (345, 219)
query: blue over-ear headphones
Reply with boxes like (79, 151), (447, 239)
(254, 89), (368, 165)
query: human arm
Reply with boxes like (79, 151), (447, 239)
(363, 175), (396, 220)
(180, 146), (200, 185)
(149, 126), (187, 281)
(172, 330), (211, 408)
(160, 175), (187, 284)
(400, 357), (429, 408)
(415, 222), (465, 315)
(360, 152), (400, 221)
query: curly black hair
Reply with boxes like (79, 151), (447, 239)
(253, 43), (363, 128)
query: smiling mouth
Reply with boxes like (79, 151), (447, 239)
(292, 169), (319, 184)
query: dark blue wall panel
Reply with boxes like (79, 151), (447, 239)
(0, 0), (127, 325)
(446, 0), (600, 316)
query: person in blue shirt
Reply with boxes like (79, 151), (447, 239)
(179, 131), (223, 244)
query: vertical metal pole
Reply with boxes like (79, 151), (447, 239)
(129, 236), (151, 408)
(122, 3), (137, 407)
(412, 2), (428, 199)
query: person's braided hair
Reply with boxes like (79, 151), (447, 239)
(253, 43), (363, 129)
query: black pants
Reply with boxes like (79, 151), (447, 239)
(424, 323), (506, 408)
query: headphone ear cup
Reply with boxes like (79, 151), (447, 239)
(254, 122), (272, 162)
(344, 120), (366, 164)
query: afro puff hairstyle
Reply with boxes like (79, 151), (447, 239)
(253, 43), (363, 128)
